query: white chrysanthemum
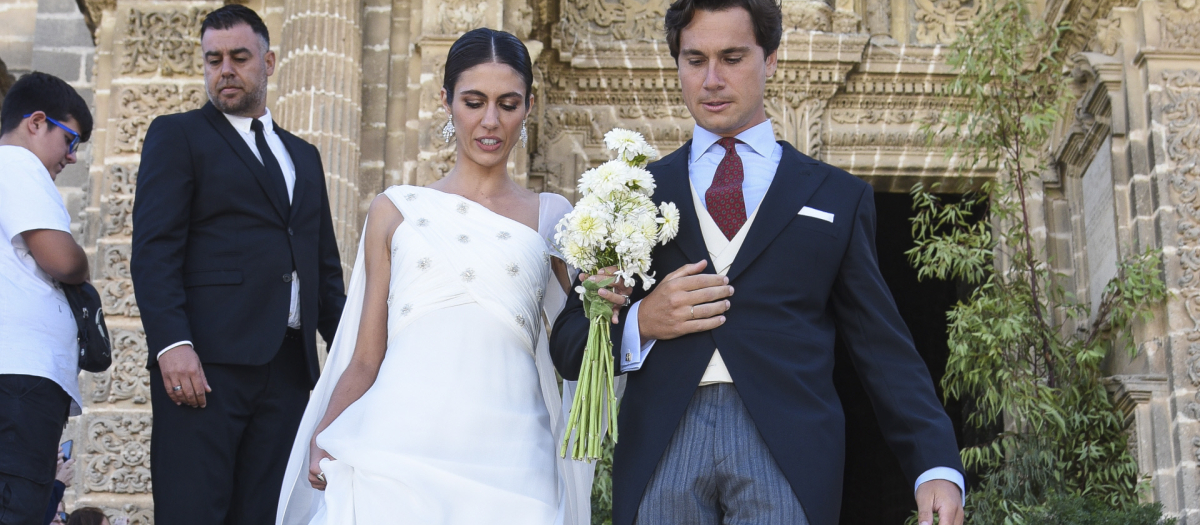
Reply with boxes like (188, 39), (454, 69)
(568, 208), (610, 248)
(604, 129), (645, 154)
(562, 239), (596, 271)
(626, 167), (656, 196)
(580, 161), (633, 198)
(657, 201), (680, 242)
(625, 142), (660, 167)
(638, 210), (660, 240)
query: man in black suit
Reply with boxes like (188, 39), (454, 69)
(551, 0), (964, 524)
(131, 5), (345, 524)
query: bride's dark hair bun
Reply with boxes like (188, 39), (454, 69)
(443, 28), (534, 106)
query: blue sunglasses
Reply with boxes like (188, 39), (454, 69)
(23, 113), (81, 154)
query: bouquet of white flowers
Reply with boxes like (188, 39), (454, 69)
(555, 129), (680, 462)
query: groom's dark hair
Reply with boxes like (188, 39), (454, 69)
(663, 0), (783, 62)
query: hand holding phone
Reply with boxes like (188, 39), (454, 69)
(61, 440), (73, 461)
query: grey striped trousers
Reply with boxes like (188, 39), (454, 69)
(634, 384), (810, 525)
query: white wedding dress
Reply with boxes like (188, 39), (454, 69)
(277, 185), (596, 525)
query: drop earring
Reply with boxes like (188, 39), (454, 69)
(441, 114), (455, 143)
(519, 119), (528, 148)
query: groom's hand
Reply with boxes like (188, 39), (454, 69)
(916, 479), (963, 525)
(639, 260), (732, 344)
(158, 345), (211, 408)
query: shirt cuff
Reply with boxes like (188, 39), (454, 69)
(619, 301), (657, 372)
(157, 341), (193, 360)
(914, 467), (966, 506)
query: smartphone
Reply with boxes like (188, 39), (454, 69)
(61, 440), (73, 460)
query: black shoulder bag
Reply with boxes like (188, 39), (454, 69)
(61, 282), (112, 372)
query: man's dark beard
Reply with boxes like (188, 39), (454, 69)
(208, 80), (267, 117)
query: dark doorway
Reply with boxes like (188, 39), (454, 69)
(833, 190), (966, 524)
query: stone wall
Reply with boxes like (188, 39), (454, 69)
(2, 0), (1200, 520)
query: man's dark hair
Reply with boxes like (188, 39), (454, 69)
(0, 72), (93, 142)
(443, 28), (534, 106)
(664, 0), (783, 61)
(64, 507), (107, 525)
(200, 4), (270, 48)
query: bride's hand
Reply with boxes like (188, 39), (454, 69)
(582, 266), (635, 324)
(308, 439), (335, 490)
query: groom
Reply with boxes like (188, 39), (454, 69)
(550, 0), (964, 523)
(131, 5), (345, 524)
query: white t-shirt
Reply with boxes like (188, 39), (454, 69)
(0, 145), (82, 415)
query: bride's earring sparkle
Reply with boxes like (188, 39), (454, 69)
(441, 114), (455, 143)
(519, 119), (528, 148)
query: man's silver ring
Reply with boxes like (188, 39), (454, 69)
(622, 295), (631, 307)
(690, 305), (696, 320)
(317, 472), (326, 483)
(172, 385), (182, 392)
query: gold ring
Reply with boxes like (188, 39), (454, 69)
(690, 305), (695, 320)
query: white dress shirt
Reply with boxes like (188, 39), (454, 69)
(158, 108), (301, 360)
(618, 119), (965, 500)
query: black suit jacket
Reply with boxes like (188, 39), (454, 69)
(550, 141), (963, 525)
(132, 102), (346, 385)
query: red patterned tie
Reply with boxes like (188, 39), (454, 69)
(705, 137), (747, 240)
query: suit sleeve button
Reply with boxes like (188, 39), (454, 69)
(283, 274), (293, 282)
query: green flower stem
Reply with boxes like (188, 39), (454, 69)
(560, 284), (620, 462)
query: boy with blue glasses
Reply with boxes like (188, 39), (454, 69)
(0, 71), (93, 525)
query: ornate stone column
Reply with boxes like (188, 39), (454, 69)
(273, 0), (363, 270)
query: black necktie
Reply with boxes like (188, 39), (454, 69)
(250, 118), (290, 211)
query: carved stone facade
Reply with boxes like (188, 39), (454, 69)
(1, 0), (1199, 520)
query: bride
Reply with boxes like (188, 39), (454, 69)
(275, 28), (628, 525)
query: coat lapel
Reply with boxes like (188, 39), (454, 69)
(201, 103), (291, 223)
(725, 142), (826, 282)
(652, 140), (711, 269)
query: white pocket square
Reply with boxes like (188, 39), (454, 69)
(798, 206), (834, 223)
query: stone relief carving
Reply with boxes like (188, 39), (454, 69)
(115, 85), (206, 154)
(830, 108), (938, 124)
(106, 164), (138, 196)
(101, 243), (131, 281)
(913, 0), (982, 44)
(83, 413), (153, 494)
(864, 0), (890, 35)
(506, 4), (535, 39)
(1160, 9), (1200, 49)
(79, 0), (118, 40)
(100, 278), (138, 317)
(90, 328), (151, 405)
(554, 0), (667, 59)
(1161, 70), (1200, 336)
(833, 10), (863, 33)
(120, 8), (209, 76)
(1091, 16), (1122, 55)
(765, 90), (831, 157)
(437, 0), (489, 35)
(782, 0), (833, 32)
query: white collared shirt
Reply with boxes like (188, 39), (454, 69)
(157, 108), (301, 360)
(620, 119), (779, 372)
